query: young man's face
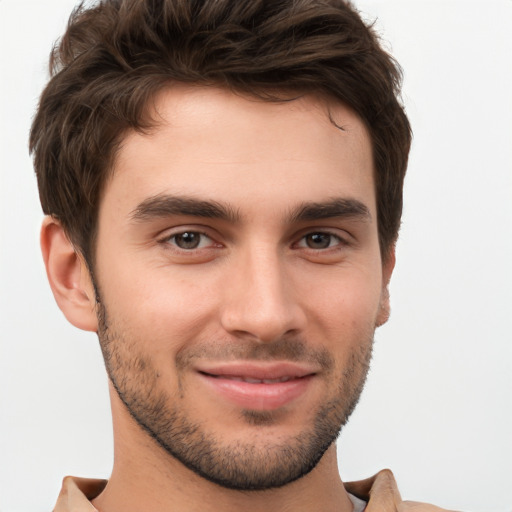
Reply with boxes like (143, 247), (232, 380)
(90, 86), (392, 490)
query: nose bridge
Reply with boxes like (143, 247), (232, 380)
(220, 242), (303, 342)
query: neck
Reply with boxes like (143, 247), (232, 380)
(93, 385), (353, 512)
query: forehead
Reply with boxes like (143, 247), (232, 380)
(103, 85), (375, 220)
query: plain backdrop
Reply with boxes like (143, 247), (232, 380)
(0, 1), (511, 511)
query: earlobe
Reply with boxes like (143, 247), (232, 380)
(40, 217), (98, 332)
(376, 286), (391, 327)
(376, 247), (396, 327)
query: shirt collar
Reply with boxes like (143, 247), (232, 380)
(53, 469), (402, 511)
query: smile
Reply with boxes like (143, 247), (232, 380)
(202, 373), (297, 384)
(195, 362), (318, 410)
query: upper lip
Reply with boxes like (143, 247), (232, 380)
(195, 361), (318, 381)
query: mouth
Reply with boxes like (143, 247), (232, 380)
(195, 362), (318, 411)
(201, 374), (299, 384)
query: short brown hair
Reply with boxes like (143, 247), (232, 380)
(30, 0), (411, 266)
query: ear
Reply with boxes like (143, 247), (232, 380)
(40, 217), (98, 332)
(376, 246), (396, 327)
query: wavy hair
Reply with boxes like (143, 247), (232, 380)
(30, 0), (412, 265)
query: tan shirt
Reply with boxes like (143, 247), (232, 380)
(53, 469), (456, 511)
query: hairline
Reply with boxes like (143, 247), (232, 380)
(80, 82), (393, 274)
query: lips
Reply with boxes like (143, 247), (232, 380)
(195, 362), (317, 410)
(197, 361), (317, 379)
(209, 375), (294, 384)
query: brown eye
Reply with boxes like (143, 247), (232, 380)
(172, 232), (205, 249)
(304, 233), (336, 249)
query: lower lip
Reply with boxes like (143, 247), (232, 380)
(198, 373), (314, 410)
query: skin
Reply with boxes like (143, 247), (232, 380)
(42, 85), (394, 512)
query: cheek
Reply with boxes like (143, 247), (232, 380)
(98, 261), (222, 350)
(297, 263), (384, 331)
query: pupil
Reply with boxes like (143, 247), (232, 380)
(176, 232), (200, 249)
(307, 233), (330, 249)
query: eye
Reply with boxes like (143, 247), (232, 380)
(297, 232), (344, 250)
(166, 231), (213, 250)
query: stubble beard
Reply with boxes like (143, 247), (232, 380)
(96, 299), (373, 491)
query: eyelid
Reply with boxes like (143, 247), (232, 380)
(293, 229), (352, 249)
(157, 226), (222, 251)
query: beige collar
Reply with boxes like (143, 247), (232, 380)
(53, 469), (452, 511)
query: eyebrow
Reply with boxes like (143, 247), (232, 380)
(130, 194), (371, 225)
(130, 194), (240, 223)
(290, 198), (372, 223)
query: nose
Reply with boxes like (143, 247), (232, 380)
(220, 246), (306, 343)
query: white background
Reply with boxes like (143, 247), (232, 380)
(0, 1), (511, 511)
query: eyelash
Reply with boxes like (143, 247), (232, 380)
(160, 230), (217, 251)
(159, 229), (349, 253)
(294, 231), (348, 250)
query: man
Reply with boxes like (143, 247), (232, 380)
(30, 0), (453, 510)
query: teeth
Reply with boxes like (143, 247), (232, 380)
(265, 377), (292, 383)
(244, 377), (262, 383)
(226, 376), (292, 384)
(205, 372), (297, 383)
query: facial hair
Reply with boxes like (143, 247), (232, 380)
(95, 296), (373, 491)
